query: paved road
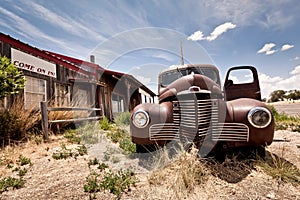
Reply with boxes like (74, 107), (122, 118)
(273, 103), (300, 116)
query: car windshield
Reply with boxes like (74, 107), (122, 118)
(160, 67), (219, 87)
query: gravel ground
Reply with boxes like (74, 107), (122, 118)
(0, 102), (299, 199)
(0, 129), (299, 200)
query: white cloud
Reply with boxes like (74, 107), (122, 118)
(150, 52), (176, 62)
(281, 44), (294, 51)
(290, 65), (300, 75)
(135, 75), (151, 85)
(27, 2), (105, 41)
(259, 73), (282, 83)
(187, 22), (236, 42)
(258, 43), (294, 56)
(259, 70), (300, 99)
(257, 43), (277, 55)
(206, 22), (237, 41)
(187, 31), (205, 41)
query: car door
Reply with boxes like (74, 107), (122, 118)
(224, 66), (261, 101)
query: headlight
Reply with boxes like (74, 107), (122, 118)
(132, 110), (150, 128)
(247, 107), (272, 128)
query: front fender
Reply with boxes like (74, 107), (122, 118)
(226, 98), (275, 146)
(130, 102), (173, 144)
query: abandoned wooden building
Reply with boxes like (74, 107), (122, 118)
(0, 33), (155, 120)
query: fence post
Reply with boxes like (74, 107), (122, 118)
(40, 101), (49, 141)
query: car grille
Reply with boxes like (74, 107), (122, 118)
(173, 99), (218, 141)
(149, 99), (249, 142)
(212, 123), (249, 141)
(149, 123), (179, 140)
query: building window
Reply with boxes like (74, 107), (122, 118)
(24, 76), (46, 109)
(112, 93), (125, 115)
(55, 83), (70, 106)
(141, 94), (152, 103)
(73, 88), (89, 107)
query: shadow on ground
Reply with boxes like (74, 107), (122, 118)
(134, 146), (300, 185)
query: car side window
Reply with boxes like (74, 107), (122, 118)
(228, 69), (254, 84)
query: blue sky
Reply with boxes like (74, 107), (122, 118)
(1, 0), (300, 98)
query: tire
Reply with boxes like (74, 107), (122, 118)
(253, 146), (266, 159)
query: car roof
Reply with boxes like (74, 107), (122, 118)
(159, 64), (219, 75)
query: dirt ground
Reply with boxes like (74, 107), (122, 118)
(0, 102), (299, 199)
(0, 128), (299, 200)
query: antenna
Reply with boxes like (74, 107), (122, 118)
(180, 40), (184, 65)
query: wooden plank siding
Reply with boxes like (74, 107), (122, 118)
(0, 33), (156, 122)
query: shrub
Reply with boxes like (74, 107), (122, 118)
(84, 171), (100, 193)
(106, 127), (127, 143)
(99, 116), (112, 130)
(119, 138), (136, 154)
(84, 167), (136, 199)
(0, 56), (25, 98)
(114, 112), (130, 126)
(99, 169), (136, 198)
(64, 131), (81, 144)
(88, 158), (100, 167)
(0, 177), (25, 193)
(52, 144), (87, 160)
(0, 97), (40, 145)
(16, 155), (32, 166)
(106, 127), (136, 154)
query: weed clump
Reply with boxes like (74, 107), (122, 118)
(99, 116), (112, 130)
(64, 130), (81, 144)
(148, 147), (210, 198)
(16, 155), (32, 166)
(52, 144), (87, 160)
(84, 168), (136, 199)
(0, 177), (25, 192)
(106, 127), (136, 154)
(0, 155), (31, 193)
(257, 147), (300, 185)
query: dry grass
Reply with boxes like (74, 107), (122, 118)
(48, 100), (94, 133)
(148, 147), (210, 199)
(0, 96), (41, 146)
(0, 135), (63, 177)
(257, 146), (300, 185)
(9, 97), (41, 134)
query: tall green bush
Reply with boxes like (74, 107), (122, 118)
(0, 56), (25, 98)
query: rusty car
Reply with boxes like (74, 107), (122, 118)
(130, 64), (274, 157)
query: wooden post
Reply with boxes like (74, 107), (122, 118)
(40, 101), (49, 141)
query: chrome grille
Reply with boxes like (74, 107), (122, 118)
(173, 99), (218, 141)
(149, 99), (249, 142)
(149, 123), (179, 140)
(212, 123), (249, 141)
